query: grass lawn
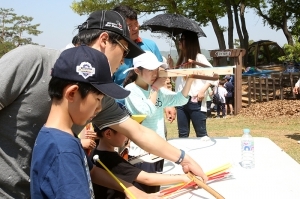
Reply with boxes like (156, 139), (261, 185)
(165, 115), (300, 164)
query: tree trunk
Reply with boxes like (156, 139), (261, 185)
(210, 17), (226, 50)
(225, 0), (234, 49)
(232, 3), (244, 48)
(225, 0), (234, 65)
(210, 16), (227, 66)
(282, 16), (294, 45)
(240, 1), (249, 67)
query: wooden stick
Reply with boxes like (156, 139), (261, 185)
(189, 60), (212, 68)
(187, 172), (225, 199)
(161, 179), (193, 196)
(93, 155), (137, 199)
(205, 163), (232, 176)
(159, 66), (235, 77)
(161, 164), (231, 196)
(188, 73), (219, 80)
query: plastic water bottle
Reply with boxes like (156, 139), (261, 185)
(241, 128), (255, 169)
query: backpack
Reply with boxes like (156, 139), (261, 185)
(225, 82), (234, 98)
(213, 87), (222, 104)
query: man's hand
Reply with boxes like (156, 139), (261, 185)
(164, 107), (176, 123)
(180, 155), (208, 183)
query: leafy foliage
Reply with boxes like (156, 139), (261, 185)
(278, 35), (300, 63)
(0, 8), (42, 57)
(253, 0), (300, 45)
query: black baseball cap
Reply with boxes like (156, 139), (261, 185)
(51, 45), (130, 99)
(79, 10), (144, 58)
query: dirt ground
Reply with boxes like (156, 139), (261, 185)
(238, 99), (300, 118)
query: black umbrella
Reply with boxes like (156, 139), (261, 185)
(141, 13), (206, 38)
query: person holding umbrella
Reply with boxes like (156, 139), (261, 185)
(168, 30), (214, 138)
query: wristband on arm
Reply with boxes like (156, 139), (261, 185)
(175, 149), (185, 164)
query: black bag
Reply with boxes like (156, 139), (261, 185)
(213, 87), (222, 104)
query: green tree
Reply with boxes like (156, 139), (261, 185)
(253, 0), (300, 45)
(71, 0), (230, 65)
(278, 35), (300, 63)
(0, 8), (42, 57)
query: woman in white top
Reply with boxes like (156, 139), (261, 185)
(169, 30), (214, 138)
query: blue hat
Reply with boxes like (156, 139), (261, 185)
(223, 75), (231, 80)
(51, 45), (130, 99)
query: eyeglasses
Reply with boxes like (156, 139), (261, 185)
(114, 39), (130, 57)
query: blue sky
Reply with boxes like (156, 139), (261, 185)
(1, 0), (288, 52)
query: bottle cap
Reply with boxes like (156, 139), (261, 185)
(243, 128), (250, 133)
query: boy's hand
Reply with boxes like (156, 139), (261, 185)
(152, 77), (167, 91)
(80, 139), (96, 150)
(85, 130), (97, 139)
(125, 187), (163, 199)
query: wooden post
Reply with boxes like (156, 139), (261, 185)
(259, 77), (263, 102)
(272, 75), (276, 100)
(266, 77), (269, 102)
(253, 76), (256, 102)
(247, 76), (251, 106)
(210, 49), (246, 115)
(279, 73), (283, 100)
(290, 72), (295, 98)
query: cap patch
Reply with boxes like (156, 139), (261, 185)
(104, 21), (123, 31)
(76, 62), (95, 79)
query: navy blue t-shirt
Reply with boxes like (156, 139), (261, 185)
(30, 127), (94, 199)
(225, 82), (234, 97)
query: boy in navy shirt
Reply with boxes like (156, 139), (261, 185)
(30, 45), (129, 199)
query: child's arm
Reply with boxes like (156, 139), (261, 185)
(91, 166), (163, 198)
(149, 77), (167, 104)
(181, 74), (213, 98)
(180, 77), (194, 97)
(208, 87), (214, 98)
(135, 171), (190, 186)
(196, 82), (212, 101)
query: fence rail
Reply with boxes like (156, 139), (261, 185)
(242, 72), (300, 106)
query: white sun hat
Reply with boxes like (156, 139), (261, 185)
(123, 51), (168, 74)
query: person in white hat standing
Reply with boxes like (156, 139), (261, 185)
(122, 51), (196, 193)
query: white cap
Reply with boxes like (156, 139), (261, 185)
(123, 51), (168, 74)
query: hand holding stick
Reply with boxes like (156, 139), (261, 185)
(187, 172), (225, 199)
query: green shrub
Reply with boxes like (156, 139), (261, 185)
(278, 36), (300, 63)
